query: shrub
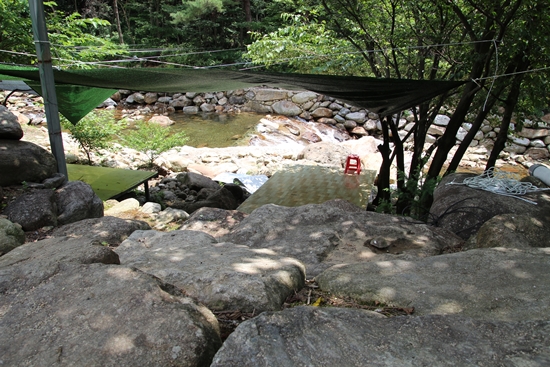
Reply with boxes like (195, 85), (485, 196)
(62, 110), (123, 165)
(121, 121), (188, 167)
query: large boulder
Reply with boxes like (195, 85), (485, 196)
(469, 213), (550, 249)
(0, 236), (119, 300)
(211, 307), (550, 366)
(0, 106), (24, 140)
(429, 173), (550, 240)
(0, 218), (25, 255)
(179, 207), (247, 238)
(301, 142), (351, 167)
(0, 263), (221, 366)
(316, 247), (550, 321)
(170, 187), (240, 214)
(176, 172), (220, 191)
(116, 230), (305, 313)
(51, 216), (151, 246)
(56, 180), (104, 225)
(0, 140), (57, 186)
(3, 188), (57, 231)
(222, 200), (463, 277)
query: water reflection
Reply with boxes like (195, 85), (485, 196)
(123, 112), (263, 148)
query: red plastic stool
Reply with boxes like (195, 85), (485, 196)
(344, 154), (361, 175)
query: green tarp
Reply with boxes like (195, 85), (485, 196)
(0, 64), (466, 123)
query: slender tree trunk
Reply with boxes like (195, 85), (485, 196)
(486, 77), (527, 169)
(242, 0), (252, 22)
(373, 116), (393, 208)
(113, 0), (124, 44)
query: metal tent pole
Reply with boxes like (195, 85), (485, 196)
(28, 0), (67, 178)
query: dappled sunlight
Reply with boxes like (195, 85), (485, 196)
(104, 334), (135, 355)
(106, 266), (139, 280)
(358, 251), (377, 259)
(231, 256), (303, 276)
(252, 248), (278, 255)
(412, 235), (430, 246)
(433, 301), (463, 314)
(376, 287), (396, 300)
(310, 231), (326, 240)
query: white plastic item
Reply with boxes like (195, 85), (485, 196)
(529, 164), (550, 186)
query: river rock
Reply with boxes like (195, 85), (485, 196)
(51, 216), (151, 246)
(176, 171), (220, 191)
(0, 140), (57, 186)
(253, 89), (289, 101)
(116, 230), (305, 312)
(469, 213), (550, 249)
(317, 247), (550, 321)
(211, 307), (550, 366)
(148, 115), (174, 126)
(0, 218), (25, 255)
(311, 107), (333, 119)
(0, 106), (24, 140)
(292, 91), (318, 104)
(55, 180), (104, 225)
(222, 200), (462, 277)
(3, 188), (57, 231)
(0, 262), (221, 367)
(271, 101), (301, 116)
(104, 198), (140, 215)
(429, 173), (550, 240)
(301, 142), (351, 167)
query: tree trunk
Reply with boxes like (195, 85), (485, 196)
(113, 0), (124, 44)
(242, 0), (252, 22)
(486, 76), (528, 169)
(373, 116), (393, 208)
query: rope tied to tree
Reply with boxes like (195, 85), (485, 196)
(447, 167), (550, 205)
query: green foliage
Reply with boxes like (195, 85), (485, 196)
(171, 0), (225, 23)
(121, 121), (188, 167)
(44, 2), (127, 67)
(246, 14), (366, 74)
(0, 0), (34, 64)
(62, 110), (123, 165)
(0, 0), (125, 66)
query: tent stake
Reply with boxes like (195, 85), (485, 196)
(28, 0), (68, 178)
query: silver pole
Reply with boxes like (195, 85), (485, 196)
(28, 0), (68, 178)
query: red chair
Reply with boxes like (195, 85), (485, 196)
(344, 154), (361, 175)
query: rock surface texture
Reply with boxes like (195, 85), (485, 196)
(221, 200), (463, 277)
(211, 307), (550, 367)
(116, 230), (305, 312)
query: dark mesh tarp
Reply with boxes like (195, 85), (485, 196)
(0, 64), (466, 123)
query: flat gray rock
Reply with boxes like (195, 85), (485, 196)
(211, 307), (550, 367)
(0, 263), (221, 367)
(51, 216), (151, 245)
(316, 247), (550, 321)
(0, 236), (119, 302)
(116, 230), (305, 312)
(222, 200), (462, 277)
(179, 207), (247, 238)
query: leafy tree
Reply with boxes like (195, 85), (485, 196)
(62, 110), (123, 165)
(121, 121), (189, 167)
(0, 0), (34, 64)
(0, 0), (125, 66)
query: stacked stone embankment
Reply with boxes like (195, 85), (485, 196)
(117, 86), (550, 161)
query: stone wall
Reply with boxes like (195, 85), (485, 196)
(118, 87), (550, 160)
